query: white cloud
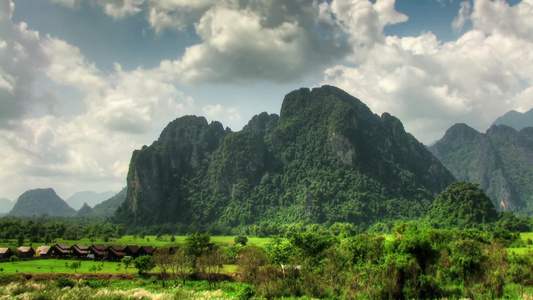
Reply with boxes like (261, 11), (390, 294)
(0, 0), (47, 127)
(96, 0), (144, 19)
(452, 1), (472, 31)
(202, 104), (242, 129)
(146, 0), (214, 34)
(0, 1), (195, 199)
(322, 0), (533, 144)
(154, 0), (408, 83)
(50, 0), (144, 19)
(471, 0), (533, 42)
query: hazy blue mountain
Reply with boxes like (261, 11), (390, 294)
(492, 108), (533, 131)
(0, 198), (14, 214)
(92, 187), (127, 218)
(8, 188), (76, 217)
(67, 190), (117, 210)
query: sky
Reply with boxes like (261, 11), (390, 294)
(0, 0), (532, 201)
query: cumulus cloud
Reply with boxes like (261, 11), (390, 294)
(452, 1), (472, 31)
(322, 0), (533, 144)
(0, 1), (195, 199)
(150, 0), (407, 83)
(471, 0), (533, 41)
(50, 0), (144, 19)
(0, 0), (47, 127)
(48, 0), (409, 83)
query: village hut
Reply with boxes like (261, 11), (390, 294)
(36, 245), (53, 258)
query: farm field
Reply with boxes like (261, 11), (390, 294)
(0, 235), (273, 249)
(0, 259), (238, 275)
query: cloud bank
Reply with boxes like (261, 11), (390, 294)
(1, 0), (533, 199)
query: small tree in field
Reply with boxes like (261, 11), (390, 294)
(122, 256), (133, 273)
(70, 261), (81, 273)
(173, 248), (193, 286)
(152, 247), (174, 287)
(134, 255), (154, 275)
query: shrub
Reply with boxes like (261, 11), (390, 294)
(55, 277), (76, 288)
(236, 284), (255, 300)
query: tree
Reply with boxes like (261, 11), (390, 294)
(237, 245), (268, 284)
(134, 255), (154, 275)
(152, 247), (174, 287)
(184, 233), (215, 269)
(122, 256), (133, 273)
(172, 248), (193, 286)
(427, 182), (498, 229)
(235, 235), (248, 246)
(17, 233), (24, 247)
(69, 261), (81, 273)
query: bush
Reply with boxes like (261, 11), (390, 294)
(55, 277), (76, 288)
(236, 284), (255, 300)
(82, 279), (107, 289)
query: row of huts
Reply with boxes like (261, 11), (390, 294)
(0, 244), (155, 262)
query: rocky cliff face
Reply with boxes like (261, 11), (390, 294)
(429, 123), (533, 212)
(116, 86), (455, 228)
(9, 188), (75, 217)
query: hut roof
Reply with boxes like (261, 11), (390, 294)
(0, 248), (12, 255)
(17, 246), (34, 253)
(36, 245), (52, 255)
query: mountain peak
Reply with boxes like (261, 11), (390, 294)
(9, 188), (75, 217)
(492, 108), (533, 131)
(116, 86), (454, 229)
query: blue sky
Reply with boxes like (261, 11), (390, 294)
(0, 0), (532, 201)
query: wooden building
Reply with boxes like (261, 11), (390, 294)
(53, 244), (72, 258)
(138, 246), (155, 256)
(17, 246), (35, 258)
(36, 245), (53, 258)
(124, 245), (140, 257)
(90, 245), (106, 260)
(106, 245), (125, 261)
(72, 245), (91, 258)
(0, 247), (13, 260)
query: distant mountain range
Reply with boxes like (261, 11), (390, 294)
(492, 108), (533, 131)
(3, 96), (531, 224)
(67, 190), (118, 210)
(429, 124), (533, 213)
(6, 188), (127, 218)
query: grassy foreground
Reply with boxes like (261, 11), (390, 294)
(0, 275), (248, 300)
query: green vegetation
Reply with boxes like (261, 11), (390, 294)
(428, 182), (498, 228)
(0, 259), (123, 274)
(2, 226), (533, 299)
(115, 86), (455, 233)
(430, 123), (533, 214)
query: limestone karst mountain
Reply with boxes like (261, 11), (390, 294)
(115, 86), (455, 229)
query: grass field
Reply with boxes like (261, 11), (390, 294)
(1, 235), (274, 249)
(0, 259), (238, 275)
(0, 259), (124, 274)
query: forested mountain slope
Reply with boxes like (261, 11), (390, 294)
(116, 86), (455, 230)
(429, 123), (533, 213)
(8, 188), (76, 217)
